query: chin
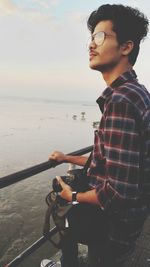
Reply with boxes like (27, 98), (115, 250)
(89, 61), (118, 73)
(89, 62), (106, 72)
(89, 61), (100, 70)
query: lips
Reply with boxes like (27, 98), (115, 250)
(89, 51), (98, 60)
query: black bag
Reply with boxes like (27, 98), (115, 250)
(43, 153), (92, 248)
(43, 190), (72, 248)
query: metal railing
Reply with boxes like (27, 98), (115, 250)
(0, 146), (93, 189)
(1, 145), (93, 267)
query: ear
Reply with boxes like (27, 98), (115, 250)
(121, 40), (134, 56)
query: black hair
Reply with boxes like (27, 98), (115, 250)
(87, 4), (149, 65)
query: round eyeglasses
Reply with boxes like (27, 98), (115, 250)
(87, 31), (114, 47)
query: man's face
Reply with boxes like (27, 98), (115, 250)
(89, 20), (122, 72)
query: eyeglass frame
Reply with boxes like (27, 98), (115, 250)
(88, 31), (115, 47)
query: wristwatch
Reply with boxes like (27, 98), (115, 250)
(72, 191), (79, 205)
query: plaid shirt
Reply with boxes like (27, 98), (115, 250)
(88, 70), (150, 233)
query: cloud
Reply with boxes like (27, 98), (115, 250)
(0, 0), (18, 14)
(0, 0), (59, 22)
(70, 11), (88, 24)
(31, 0), (60, 9)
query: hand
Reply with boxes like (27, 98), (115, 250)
(49, 151), (66, 162)
(56, 176), (72, 202)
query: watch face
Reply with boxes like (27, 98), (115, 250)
(72, 192), (79, 205)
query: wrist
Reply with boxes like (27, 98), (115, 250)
(66, 191), (72, 202)
(64, 155), (69, 163)
(71, 191), (79, 205)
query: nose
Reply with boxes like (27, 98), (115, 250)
(88, 39), (96, 51)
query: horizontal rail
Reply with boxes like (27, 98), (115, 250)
(4, 227), (58, 267)
(0, 145), (93, 189)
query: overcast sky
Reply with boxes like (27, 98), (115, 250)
(0, 0), (150, 102)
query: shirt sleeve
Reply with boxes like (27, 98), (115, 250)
(96, 101), (141, 211)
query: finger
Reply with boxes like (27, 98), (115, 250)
(56, 176), (62, 183)
(56, 176), (66, 187)
(49, 155), (55, 160)
(49, 153), (57, 161)
(48, 151), (56, 158)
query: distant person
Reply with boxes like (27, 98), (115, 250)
(41, 4), (150, 267)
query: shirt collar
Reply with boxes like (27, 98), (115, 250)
(110, 68), (137, 88)
(96, 69), (137, 112)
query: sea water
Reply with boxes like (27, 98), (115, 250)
(0, 97), (100, 267)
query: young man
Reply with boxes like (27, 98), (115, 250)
(41, 4), (150, 267)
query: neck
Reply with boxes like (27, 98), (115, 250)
(102, 62), (133, 86)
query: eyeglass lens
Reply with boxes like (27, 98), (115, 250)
(94, 32), (105, 46)
(87, 31), (105, 49)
